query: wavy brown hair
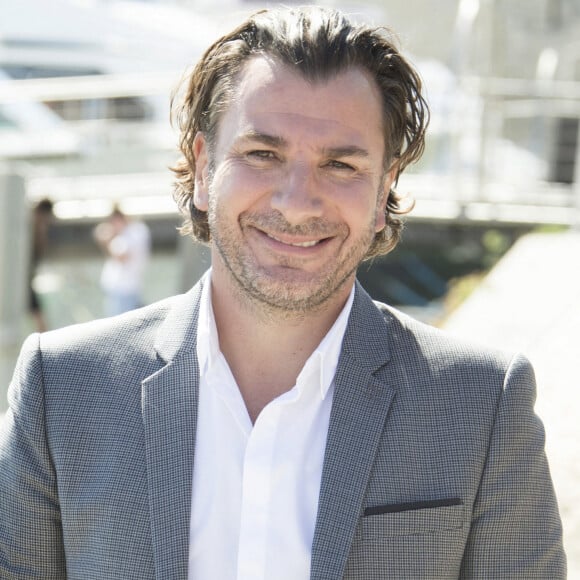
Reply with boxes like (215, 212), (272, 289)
(171, 6), (429, 259)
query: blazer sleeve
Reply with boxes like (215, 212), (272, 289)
(459, 353), (566, 578)
(0, 333), (67, 579)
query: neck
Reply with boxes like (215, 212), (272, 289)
(209, 269), (353, 422)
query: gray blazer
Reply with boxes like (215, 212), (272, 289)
(0, 279), (566, 579)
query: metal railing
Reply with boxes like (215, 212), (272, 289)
(1, 71), (579, 226)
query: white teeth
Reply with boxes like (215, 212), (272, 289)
(293, 240), (318, 247)
(267, 233), (319, 247)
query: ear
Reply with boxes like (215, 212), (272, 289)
(375, 164), (398, 232)
(193, 132), (210, 212)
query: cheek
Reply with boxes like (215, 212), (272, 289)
(214, 165), (279, 210)
(330, 184), (380, 226)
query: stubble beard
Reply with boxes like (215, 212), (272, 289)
(207, 192), (378, 317)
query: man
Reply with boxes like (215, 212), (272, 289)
(0, 6), (566, 579)
(93, 205), (151, 316)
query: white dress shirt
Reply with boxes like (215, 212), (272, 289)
(188, 271), (355, 580)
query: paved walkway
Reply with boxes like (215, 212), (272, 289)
(444, 230), (580, 577)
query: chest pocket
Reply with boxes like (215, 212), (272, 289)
(359, 503), (465, 540)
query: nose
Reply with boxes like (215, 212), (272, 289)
(270, 162), (324, 225)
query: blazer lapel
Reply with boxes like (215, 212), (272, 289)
(311, 283), (396, 580)
(142, 282), (204, 580)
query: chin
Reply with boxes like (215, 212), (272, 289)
(244, 270), (349, 313)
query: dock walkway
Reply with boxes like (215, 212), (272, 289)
(444, 231), (580, 576)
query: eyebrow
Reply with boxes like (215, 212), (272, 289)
(322, 145), (370, 159)
(239, 130), (287, 149)
(240, 130), (370, 159)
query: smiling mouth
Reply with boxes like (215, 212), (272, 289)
(265, 232), (322, 247)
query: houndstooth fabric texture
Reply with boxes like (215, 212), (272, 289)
(0, 279), (566, 579)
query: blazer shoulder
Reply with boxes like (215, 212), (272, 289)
(375, 300), (515, 362)
(37, 293), (183, 365)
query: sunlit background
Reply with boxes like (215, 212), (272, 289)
(1, 0), (579, 573)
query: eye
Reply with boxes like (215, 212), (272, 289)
(325, 159), (356, 172)
(248, 150), (277, 160)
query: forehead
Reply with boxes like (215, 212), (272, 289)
(215, 56), (385, 156)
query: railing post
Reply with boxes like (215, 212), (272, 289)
(0, 173), (29, 412)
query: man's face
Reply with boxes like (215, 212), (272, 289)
(193, 56), (396, 313)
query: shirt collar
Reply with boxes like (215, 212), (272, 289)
(196, 269), (220, 377)
(296, 285), (355, 400)
(196, 269), (355, 401)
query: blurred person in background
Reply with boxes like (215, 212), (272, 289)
(28, 197), (54, 332)
(93, 204), (151, 316)
(0, 6), (566, 579)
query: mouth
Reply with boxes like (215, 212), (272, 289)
(265, 232), (322, 247)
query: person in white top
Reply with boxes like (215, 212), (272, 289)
(94, 205), (151, 316)
(0, 6), (565, 580)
